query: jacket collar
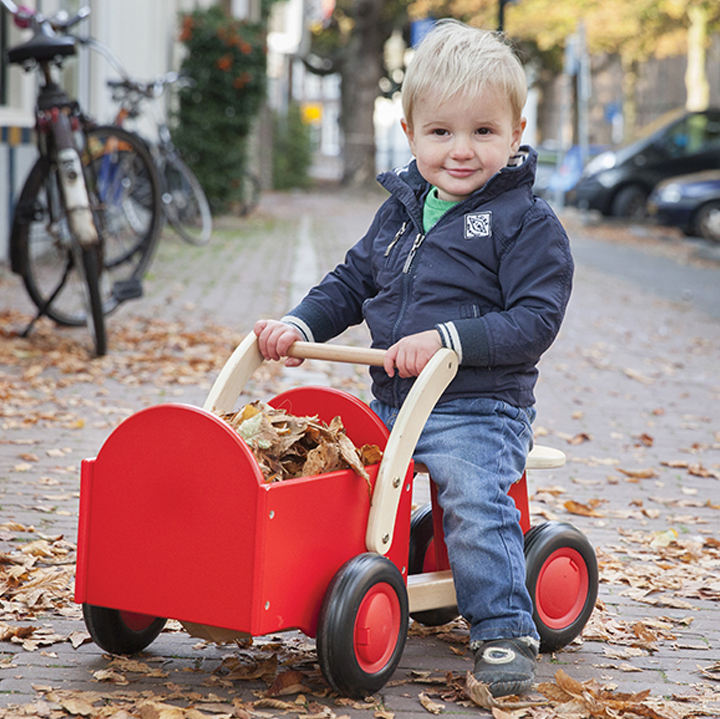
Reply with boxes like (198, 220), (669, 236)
(378, 145), (538, 224)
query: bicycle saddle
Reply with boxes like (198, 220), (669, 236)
(7, 32), (76, 65)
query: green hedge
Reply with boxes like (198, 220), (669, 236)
(273, 103), (314, 190)
(173, 5), (267, 213)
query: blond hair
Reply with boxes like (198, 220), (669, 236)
(402, 19), (527, 128)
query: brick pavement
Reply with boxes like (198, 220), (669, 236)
(0, 191), (719, 717)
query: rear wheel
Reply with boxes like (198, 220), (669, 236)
(239, 170), (261, 217)
(693, 201), (720, 243)
(407, 504), (458, 627)
(83, 125), (162, 273)
(524, 522), (598, 653)
(316, 554), (408, 698)
(159, 152), (212, 245)
(83, 604), (167, 655)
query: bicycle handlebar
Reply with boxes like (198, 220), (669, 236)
(0, 0), (89, 33)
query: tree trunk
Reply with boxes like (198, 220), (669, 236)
(685, 4), (709, 111)
(340, 0), (387, 186)
(621, 56), (638, 141)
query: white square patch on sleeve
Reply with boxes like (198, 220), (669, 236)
(464, 211), (492, 239)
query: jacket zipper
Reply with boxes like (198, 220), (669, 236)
(384, 221), (407, 257)
(403, 232), (425, 273)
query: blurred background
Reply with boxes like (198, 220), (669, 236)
(2, 0), (720, 250)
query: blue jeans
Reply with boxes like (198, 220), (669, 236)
(371, 397), (539, 645)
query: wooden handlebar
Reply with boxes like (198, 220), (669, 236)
(287, 341), (387, 366)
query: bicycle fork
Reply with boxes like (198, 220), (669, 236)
(49, 108), (98, 247)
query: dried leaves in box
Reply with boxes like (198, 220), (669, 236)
(220, 401), (382, 486)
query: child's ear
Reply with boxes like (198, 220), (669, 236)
(401, 118), (416, 153)
(512, 116), (527, 154)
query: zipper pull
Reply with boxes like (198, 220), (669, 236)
(403, 233), (425, 273)
(385, 221), (407, 257)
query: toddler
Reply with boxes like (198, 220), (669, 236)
(255, 19), (573, 697)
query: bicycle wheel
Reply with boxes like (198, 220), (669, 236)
(83, 125), (162, 274)
(12, 156), (119, 327)
(239, 170), (261, 217)
(77, 243), (107, 356)
(159, 151), (212, 245)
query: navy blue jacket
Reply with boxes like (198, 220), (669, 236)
(284, 147), (573, 409)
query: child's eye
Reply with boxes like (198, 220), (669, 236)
(431, 128), (449, 136)
(476, 127), (491, 135)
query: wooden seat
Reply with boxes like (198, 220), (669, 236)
(413, 444), (565, 476)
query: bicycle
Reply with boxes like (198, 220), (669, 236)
(3, 1), (162, 356)
(106, 72), (213, 245)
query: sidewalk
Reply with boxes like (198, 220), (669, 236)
(1, 189), (719, 718)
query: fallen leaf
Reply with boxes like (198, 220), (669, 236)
(564, 500), (605, 517)
(418, 693), (444, 714)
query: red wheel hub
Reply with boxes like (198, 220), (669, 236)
(535, 548), (589, 629)
(119, 610), (157, 632)
(353, 582), (401, 673)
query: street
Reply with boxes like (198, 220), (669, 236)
(1, 187), (719, 718)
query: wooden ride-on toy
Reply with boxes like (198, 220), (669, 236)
(75, 334), (598, 699)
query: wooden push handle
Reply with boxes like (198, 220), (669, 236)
(287, 341), (386, 366)
(204, 334), (388, 415)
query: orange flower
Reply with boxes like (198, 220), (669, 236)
(233, 71), (252, 89)
(216, 54), (233, 72)
(179, 15), (194, 42)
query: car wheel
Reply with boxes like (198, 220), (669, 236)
(693, 201), (720, 243)
(611, 185), (649, 219)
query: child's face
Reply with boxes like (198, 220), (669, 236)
(401, 84), (526, 203)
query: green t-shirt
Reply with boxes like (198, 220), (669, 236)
(423, 187), (460, 233)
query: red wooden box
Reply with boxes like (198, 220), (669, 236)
(75, 386), (414, 639)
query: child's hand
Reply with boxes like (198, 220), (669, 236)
(384, 330), (442, 378)
(253, 319), (304, 367)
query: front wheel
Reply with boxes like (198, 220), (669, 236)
(12, 156), (120, 328)
(316, 554), (408, 698)
(611, 185), (649, 219)
(159, 152), (212, 245)
(693, 201), (720, 243)
(78, 245), (107, 357)
(524, 521), (598, 653)
(83, 604), (167, 655)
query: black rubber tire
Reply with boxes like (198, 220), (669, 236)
(693, 201), (720, 243)
(12, 156), (120, 327)
(79, 245), (107, 357)
(83, 604), (167, 655)
(610, 184), (649, 219)
(407, 503), (459, 626)
(316, 553), (408, 698)
(238, 170), (261, 217)
(524, 522), (598, 653)
(159, 152), (212, 245)
(83, 125), (162, 273)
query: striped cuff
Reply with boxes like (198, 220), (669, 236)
(281, 315), (314, 342)
(435, 322), (463, 364)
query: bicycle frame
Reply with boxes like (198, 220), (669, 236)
(2, 0), (108, 355)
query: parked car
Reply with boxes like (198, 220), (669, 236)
(569, 108), (720, 219)
(647, 170), (720, 243)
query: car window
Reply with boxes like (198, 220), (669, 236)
(660, 112), (720, 157)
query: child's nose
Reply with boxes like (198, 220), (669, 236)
(450, 136), (474, 159)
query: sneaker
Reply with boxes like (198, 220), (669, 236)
(472, 636), (539, 697)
